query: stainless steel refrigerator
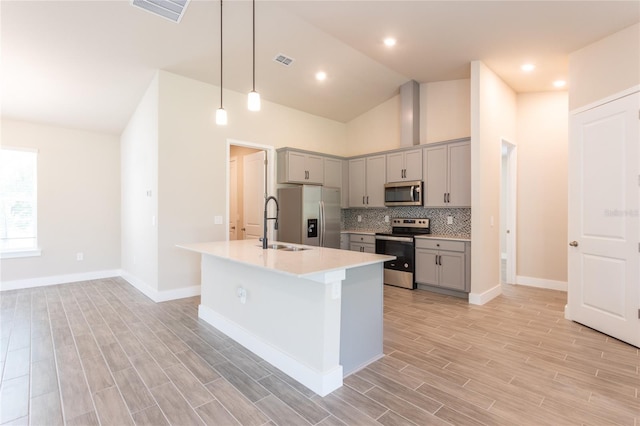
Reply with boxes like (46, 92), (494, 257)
(277, 186), (341, 249)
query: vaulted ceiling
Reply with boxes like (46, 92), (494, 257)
(2, 1), (638, 135)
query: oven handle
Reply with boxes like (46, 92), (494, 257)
(375, 235), (414, 243)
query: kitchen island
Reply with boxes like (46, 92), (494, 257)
(177, 239), (394, 396)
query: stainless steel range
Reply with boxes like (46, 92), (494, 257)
(375, 218), (430, 289)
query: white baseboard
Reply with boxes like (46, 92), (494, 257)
(119, 271), (201, 303)
(468, 284), (502, 305)
(516, 275), (567, 292)
(199, 304), (343, 397)
(0, 269), (121, 291)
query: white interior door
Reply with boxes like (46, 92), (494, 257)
(229, 157), (238, 240)
(568, 91), (639, 347)
(243, 150), (266, 240)
(500, 141), (517, 285)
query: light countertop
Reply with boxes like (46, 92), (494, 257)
(414, 235), (471, 242)
(177, 239), (394, 278)
(340, 230), (378, 235)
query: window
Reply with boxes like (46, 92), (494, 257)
(0, 147), (40, 257)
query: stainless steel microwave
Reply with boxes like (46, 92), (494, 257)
(384, 180), (423, 206)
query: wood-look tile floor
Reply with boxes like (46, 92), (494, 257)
(1, 278), (638, 426)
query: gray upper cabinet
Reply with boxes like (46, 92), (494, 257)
(348, 155), (386, 208)
(423, 140), (470, 207)
(278, 149), (324, 184)
(386, 148), (422, 182)
(323, 157), (342, 189)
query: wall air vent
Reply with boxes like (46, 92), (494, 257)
(273, 54), (295, 67)
(131, 0), (190, 23)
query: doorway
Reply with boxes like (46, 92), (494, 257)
(500, 140), (517, 284)
(226, 139), (276, 241)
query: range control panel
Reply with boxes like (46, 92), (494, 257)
(391, 218), (430, 228)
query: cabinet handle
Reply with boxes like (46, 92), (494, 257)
(435, 255), (438, 265)
(366, 196), (369, 205)
(447, 193), (450, 203)
(444, 193), (447, 203)
(362, 196), (365, 205)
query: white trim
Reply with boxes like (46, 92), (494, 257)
(0, 248), (42, 259)
(119, 271), (201, 302)
(199, 304), (343, 397)
(0, 269), (120, 291)
(468, 284), (502, 305)
(569, 85), (640, 116)
(226, 139), (276, 242)
(516, 275), (567, 292)
(0, 146), (39, 153)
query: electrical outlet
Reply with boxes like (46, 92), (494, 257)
(357, 215), (362, 222)
(76, 252), (84, 261)
(447, 216), (453, 225)
(384, 215), (390, 223)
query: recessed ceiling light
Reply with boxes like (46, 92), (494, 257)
(553, 80), (567, 88)
(315, 71), (327, 81)
(521, 63), (535, 72)
(383, 37), (396, 47)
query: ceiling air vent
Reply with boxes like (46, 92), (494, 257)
(273, 54), (295, 67)
(131, 0), (190, 23)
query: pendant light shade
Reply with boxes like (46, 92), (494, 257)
(216, 0), (227, 125)
(216, 107), (227, 125)
(248, 91), (260, 111)
(247, 0), (260, 111)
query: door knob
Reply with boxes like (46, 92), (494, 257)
(569, 241), (578, 247)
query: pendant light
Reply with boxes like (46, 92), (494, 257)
(247, 0), (261, 111)
(216, 0), (227, 125)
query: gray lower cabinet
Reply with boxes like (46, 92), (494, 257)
(415, 238), (470, 292)
(349, 234), (376, 253)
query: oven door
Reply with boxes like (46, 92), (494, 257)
(375, 235), (416, 289)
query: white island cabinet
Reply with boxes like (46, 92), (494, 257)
(177, 239), (393, 396)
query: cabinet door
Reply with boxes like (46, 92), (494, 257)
(448, 142), (471, 207)
(323, 158), (342, 189)
(306, 154), (324, 184)
(386, 152), (405, 183)
(349, 242), (364, 252)
(287, 151), (308, 182)
(362, 243), (376, 254)
(403, 149), (423, 181)
(439, 251), (465, 291)
(423, 146), (447, 207)
(365, 155), (386, 207)
(415, 249), (439, 286)
(348, 158), (366, 207)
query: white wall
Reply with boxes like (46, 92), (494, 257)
(345, 79), (472, 156)
(146, 71), (347, 293)
(120, 73), (159, 294)
(516, 92), (568, 284)
(569, 23), (640, 110)
(470, 61), (517, 303)
(422, 79), (471, 144)
(0, 119), (120, 287)
(345, 95), (401, 156)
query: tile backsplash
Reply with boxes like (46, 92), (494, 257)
(342, 207), (471, 238)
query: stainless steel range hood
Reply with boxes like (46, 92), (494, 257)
(400, 80), (420, 147)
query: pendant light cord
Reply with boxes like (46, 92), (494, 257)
(220, 0), (223, 107)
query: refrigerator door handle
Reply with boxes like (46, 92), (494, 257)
(319, 201), (325, 247)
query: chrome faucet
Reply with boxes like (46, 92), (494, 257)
(262, 195), (279, 249)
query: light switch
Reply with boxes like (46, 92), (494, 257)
(447, 216), (453, 225)
(357, 215), (362, 222)
(214, 215), (223, 225)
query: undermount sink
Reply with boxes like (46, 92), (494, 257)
(258, 243), (311, 251)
